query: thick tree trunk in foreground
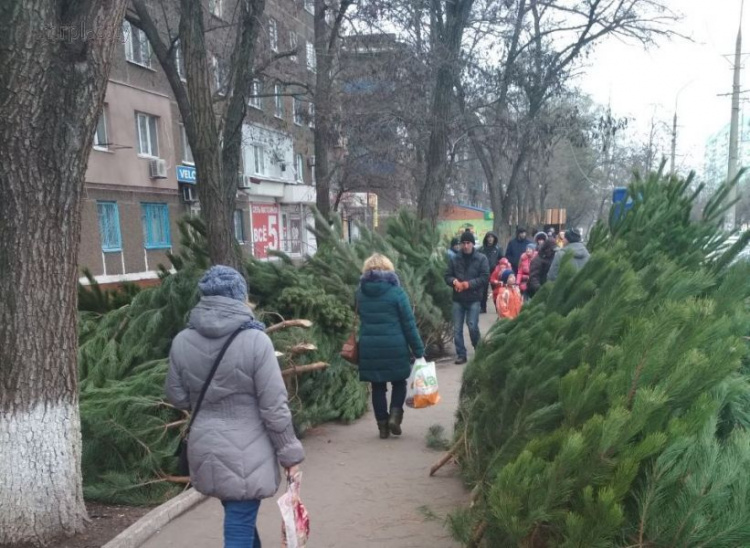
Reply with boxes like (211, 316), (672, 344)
(0, 0), (127, 544)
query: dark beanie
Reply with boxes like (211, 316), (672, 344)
(516, 227), (527, 235)
(198, 265), (248, 301)
(500, 269), (513, 285)
(565, 228), (582, 243)
(460, 231), (475, 244)
(450, 237), (460, 247)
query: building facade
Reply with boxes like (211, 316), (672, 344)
(80, 1), (318, 285)
(703, 109), (750, 191)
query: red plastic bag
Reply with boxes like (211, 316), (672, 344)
(278, 471), (310, 548)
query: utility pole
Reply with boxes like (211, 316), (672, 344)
(670, 109), (677, 175)
(726, 0), (744, 230)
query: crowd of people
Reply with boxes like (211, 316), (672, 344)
(445, 226), (590, 364)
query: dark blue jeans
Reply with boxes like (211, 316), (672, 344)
(452, 301), (481, 358)
(222, 499), (261, 548)
(371, 380), (407, 422)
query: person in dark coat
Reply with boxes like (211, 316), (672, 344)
(357, 253), (425, 439)
(167, 266), (304, 548)
(505, 227), (533, 274)
(444, 231), (490, 365)
(548, 228), (590, 281)
(446, 237), (461, 260)
(478, 231), (502, 313)
(528, 238), (557, 297)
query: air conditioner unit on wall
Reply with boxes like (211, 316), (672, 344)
(238, 174), (262, 189)
(149, 158), (168, 179)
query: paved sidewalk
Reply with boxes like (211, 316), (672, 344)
(142, 312), (496, 548)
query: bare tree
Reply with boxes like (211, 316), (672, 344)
(131, 0), (269, 268)
(0, 0), (128, 544)
(456, 0), (677, 240)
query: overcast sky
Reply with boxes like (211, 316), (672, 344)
(577, 0), (745, 176)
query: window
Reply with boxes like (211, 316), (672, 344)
(135, 112), (159, 157)
(234, 210), (245, 242)
(141, 203), (171, 249)
(97, 202), (122, 252)
(252, 144), (266, 175)
(175, 42), (186, 80)
(311, 155), (316, 183)
(304, 0), (314, 14)
(209, 0), (222, 18)
(306, 42), (316, 72)
(93, 108), (108, 150)
(212, 55), (227, 95)
(274, 84), (284, 118)
(250, 79), (263, 109)
(293, 97), (303, 125)
(289, 32), (298, 62)
(308, 102), (315, 128)
(180, 125), (193, 164)
(295, 153), (304, 183)
(123, 21), (151, 68)
(269, 19), (278, 52)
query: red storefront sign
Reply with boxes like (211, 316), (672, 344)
(251, 203), (280, 259)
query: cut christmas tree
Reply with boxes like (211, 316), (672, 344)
(452, 168), (750, 547)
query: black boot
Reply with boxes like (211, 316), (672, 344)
(377, 420), (390, 439)
(388, 408), (404, 436)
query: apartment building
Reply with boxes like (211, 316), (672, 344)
(703, 109), (750, 191)
(79, 0), (318, 285)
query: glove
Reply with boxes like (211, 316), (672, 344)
(452, 279), (461, 289)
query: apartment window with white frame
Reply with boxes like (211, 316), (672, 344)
(304, 0), (314, 14)
(274, 84), (284, 118)
(180, 125), (194, 164)
(250, 79), (263, 109)
(209, 0), (223, 18)
(308, 102), (315, 128)
(268, 18), (278, 52)
(252, 144), (266, 175)
(289, 32), (298, 62)
(306, 41), (316, 72)
(295, 153), (304, 183)
(135, 112), (159, 158)
(123, 21), (151, 68)
(212, 55), (227, 95)
(234, 209), (245, 242)
(93, 107), (109, 150)
(293, 97), (303, 125)
(174, 42), (186, 81)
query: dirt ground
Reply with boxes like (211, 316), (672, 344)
(140, 311), (497, 548)
(13, 503), (153, 548)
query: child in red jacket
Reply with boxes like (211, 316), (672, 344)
(518, 243), (537, 298)
(490, 257), (511, 306)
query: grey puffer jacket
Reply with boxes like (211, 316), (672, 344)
(166, 296), (304, 501)
(547, 242), (591, 281)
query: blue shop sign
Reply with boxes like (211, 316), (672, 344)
(176, 165), (196, 184)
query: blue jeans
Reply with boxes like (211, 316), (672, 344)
(452, 301), (481, 358)
(222, 500), (261, 548)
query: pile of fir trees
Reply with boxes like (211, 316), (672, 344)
(78, 210), (452, 504)
(451, 169), (750, 547)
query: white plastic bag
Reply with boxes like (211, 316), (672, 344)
(406, 357), (440, 408)
(278, 471), (310, 548)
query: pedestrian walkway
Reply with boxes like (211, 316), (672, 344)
(142, 313), (496, 547)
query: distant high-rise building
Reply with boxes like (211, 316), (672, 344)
(704, 108), (750, 190)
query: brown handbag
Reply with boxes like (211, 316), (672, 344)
(340, 300), (359, 365)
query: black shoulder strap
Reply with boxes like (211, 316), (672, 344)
(185, 326), (245, 435)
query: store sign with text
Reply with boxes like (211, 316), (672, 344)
(251, 203), (280, 259)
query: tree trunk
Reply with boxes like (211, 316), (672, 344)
(0, 0), (127, 544)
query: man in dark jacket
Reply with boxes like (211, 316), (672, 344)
(478, 231), (502, 313)
(505, 227), (533, 274)
(527, 238), (557, 297)
(444, 231), (490, 364)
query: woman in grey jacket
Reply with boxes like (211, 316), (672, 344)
(166, 265), (305, 548)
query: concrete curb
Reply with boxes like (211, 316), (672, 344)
(102, 489), (207, 548)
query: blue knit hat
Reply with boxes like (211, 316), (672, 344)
(198, 265), (248, 301)
(500, 269), (514, 285)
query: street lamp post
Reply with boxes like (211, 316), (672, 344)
(670, 79), (697, 176)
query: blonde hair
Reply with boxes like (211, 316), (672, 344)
(362, 253), (395, 273)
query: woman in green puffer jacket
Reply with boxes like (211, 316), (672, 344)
(356, 254), (425, 439)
